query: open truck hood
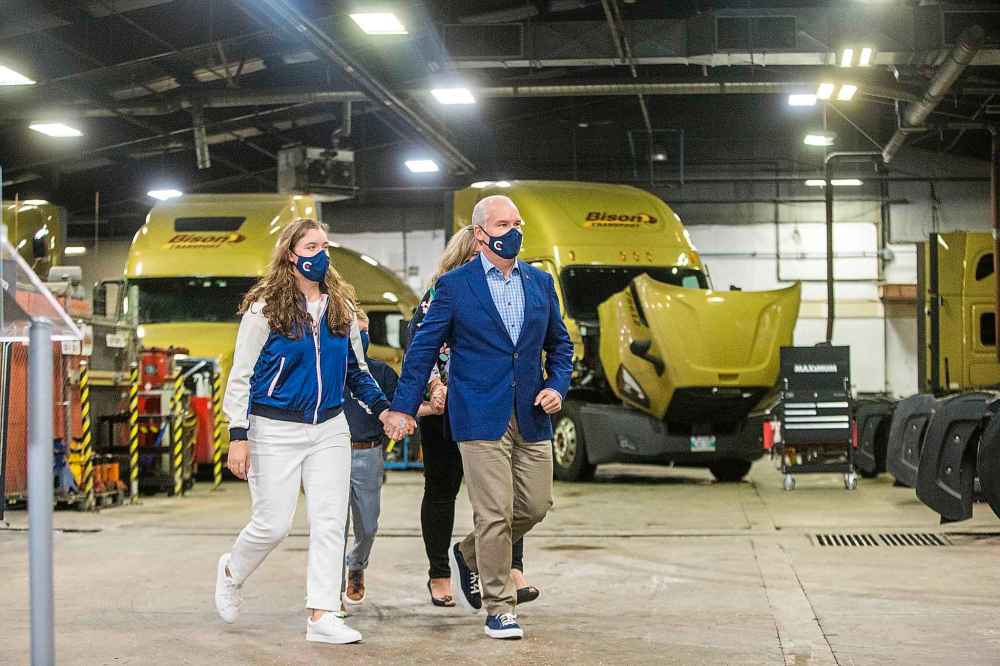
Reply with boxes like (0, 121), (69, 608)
(598, 275), (800, 422)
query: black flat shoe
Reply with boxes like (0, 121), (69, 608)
(516, 586), (540, 604)
(428, 580), (455, 607)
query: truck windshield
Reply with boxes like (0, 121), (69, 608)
(131, 277), (257, 324)
(560, 265), (708, 322)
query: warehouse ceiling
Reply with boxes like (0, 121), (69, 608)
(2, 0), (1000, 234)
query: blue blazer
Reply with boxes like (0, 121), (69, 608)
(392, 259), (574, 443)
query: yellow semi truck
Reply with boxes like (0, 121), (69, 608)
(100, 193), (416, 459)
(453, 181), (800, 482)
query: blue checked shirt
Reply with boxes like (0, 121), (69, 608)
(480, 252), (525, 343)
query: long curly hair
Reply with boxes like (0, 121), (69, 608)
(240, 218), (357, 338)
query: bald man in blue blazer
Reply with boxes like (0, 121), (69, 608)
(384, 195), (573, 640)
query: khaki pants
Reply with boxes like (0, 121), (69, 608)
(458, 416), (553, 615)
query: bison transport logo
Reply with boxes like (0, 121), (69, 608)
(164, 233), (246, 249)
(584, 211), (658, 228)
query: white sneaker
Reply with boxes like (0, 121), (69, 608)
(306, 613), (363, 645)
(214, 553), (242, 624)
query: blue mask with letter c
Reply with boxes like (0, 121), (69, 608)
(295, 249), (329, 282)
(483, 227), (522, 260)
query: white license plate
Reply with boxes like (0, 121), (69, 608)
(690, 435), (717, 452)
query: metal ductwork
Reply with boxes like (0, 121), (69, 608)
(882, 24), (985, 164)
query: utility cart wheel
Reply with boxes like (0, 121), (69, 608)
(844, 473), (858, 491)
(783, 474), (796, 491)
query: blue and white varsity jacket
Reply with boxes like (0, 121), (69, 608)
(223, 297), (390, 441)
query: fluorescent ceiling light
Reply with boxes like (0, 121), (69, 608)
(858, 47), (873, 67)
(837, 84), (858, 101)
(350, 12), (407, 35)
(803, 132), (836, 147)
(147, 189), (183, 201)
(0, 65), (35, 86)
(405, 159), (440, 173)
(431, 88), (476, 105)
(29, 122), (83, 138)
(840, 48), (854, 67)
(788, 94), (817, 107)
(64, 246), (87, 256)
(382, 291), (399, 303)
(22, 199), (48, 206)
(816, 82), (835, 100)
(804, 179), (864, 187)
(360, 254), (379, 266)
(470, 181), (493, 189)
(494, 181), (511, 188)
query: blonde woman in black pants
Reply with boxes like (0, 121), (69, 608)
(414, 226), (539, 607)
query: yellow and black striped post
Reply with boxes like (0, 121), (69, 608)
(211, 368), (224, 490)
(80, 361), (95, 511)
(183, 407), (197, 489)
(128, 362), (140, 501)
(171, 372), (184, 497)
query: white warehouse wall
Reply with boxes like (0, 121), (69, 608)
(330, 229), (447, 297)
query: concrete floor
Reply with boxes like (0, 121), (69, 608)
(3, 460), (1000, 665)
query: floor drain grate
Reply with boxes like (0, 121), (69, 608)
(813, 533), (949, 547)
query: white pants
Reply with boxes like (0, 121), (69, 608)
(227, 413), (351, 611)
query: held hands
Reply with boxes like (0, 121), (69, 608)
(380, 409), (416, 440)
(227, 441), (251, 480)
(534, 388), (562, 415)
(430, 384), (447, 413)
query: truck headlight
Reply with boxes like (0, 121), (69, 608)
(617, 365), (650, 408)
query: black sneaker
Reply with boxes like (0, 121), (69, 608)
(448, 543), (482, 612)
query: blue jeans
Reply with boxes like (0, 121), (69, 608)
(345, 445), (383, 572)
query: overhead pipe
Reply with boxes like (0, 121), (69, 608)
(191, 102), (211, 170)
(104, 81), (835, 116)
(6, 80), (917, 120)
(882, 24), (984, 164)
(824, 151), (882, 342)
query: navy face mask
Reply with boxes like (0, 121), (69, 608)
(482, 227), (523, 260)
(294, 249), (329, 282)
(360, 330), (370, 356)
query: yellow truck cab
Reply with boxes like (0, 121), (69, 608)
(111, 193), (416, 456)
(454, 181), (800, 482)
(921, 230), (1000, 391)
(3, 199), (65, 278)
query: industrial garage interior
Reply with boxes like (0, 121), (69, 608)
(3, 0), (1000, 663)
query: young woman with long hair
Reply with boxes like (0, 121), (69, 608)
(413, 225), (539, 607)
(214, 218), (391, 645)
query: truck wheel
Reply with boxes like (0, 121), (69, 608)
(709, 459), (752, 483)
(552, 401), (596, 482)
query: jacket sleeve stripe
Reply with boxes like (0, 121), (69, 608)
(223, 304), (270, 440)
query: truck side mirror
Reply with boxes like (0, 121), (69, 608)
(93, 279), (124, 319)
(93, 282), (108, 318)
(629, 339), (665, 376)
(399, 318), (411, 350)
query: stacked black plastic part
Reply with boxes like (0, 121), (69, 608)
(882, 391), (1000, 522)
